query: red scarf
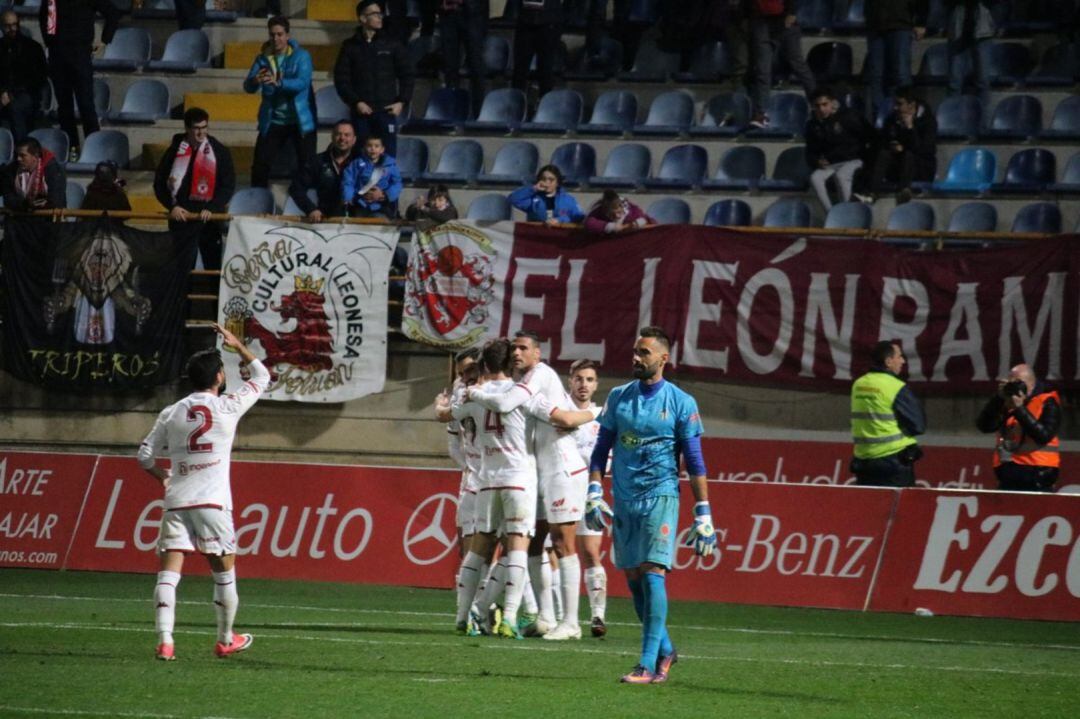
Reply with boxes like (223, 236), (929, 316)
(46, 0), (57, 35)
(169, 139), (218, 203)
(17, 148), (55, 203)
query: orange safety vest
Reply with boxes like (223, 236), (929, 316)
(994, 391), (1060, 468)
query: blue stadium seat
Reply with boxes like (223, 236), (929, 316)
(916, 43), (950, 86)
(886, 201), (936, 248)
(66, 180), (85, 210)
(947, 202), (998, 232)
(930, 148), (997, 194)
(70, 78), (110, 122)
(703, 199), (753, 227)
(798, 0), (833, 33)
(831, 0), (866, 32)
(93, 27), (151, 72)
(463, 35), (510, 78)
(825, 201), (872, 229)
(110, 79), (170, 124)
(67, 130), (128, 174)
(395, 137), (429, 183)
(935, 96), (982, 140)
(985, 42), (1034, 86)
(762, 198), (813, 228)
(315, 86), (350, 128)
(549, 142), (597, 188)
(588, 143), (651, 189)
(633, 90), (695, 136)
(759, 147), (810, 191)
(1028, 42), (1080, 87)
(1011, 202), (1061, 233)
(579, 90), (637, 135)
(0, 128), (12, 165)
(467, 193), (512, 221)
(618, 40), (680, 82)
(1049, 151), (1080, 194)
(420, 140), (484, 185)
(745, 92), (808, 139)
(410, 88), (472, 131)
(282, 188), (318, 217)
(646, 198), (691, 225)
(1040, 96), (1080, 140)
(477, 141), (539, 186)
(991, 149), (1056, 194)
(521, 89), (584, 133)
(807, 42), (854, 84)
(980, 95), (1042, 140)
(12, 0), (40, 17)
(144, 29), (210, 73)
(462, 88), (526, 132)
(644, 144), (708, 190)
(702, 146), (765, 191)
(691, 92), (751, 137)
(228, 187), (275, 216)
(29, 128), (68, 166)
(565, 36), (622, 81)
(672, 41), (736, 83)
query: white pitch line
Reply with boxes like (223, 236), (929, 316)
(2, 621), (1079, 680)
(0, 705), (246, 719)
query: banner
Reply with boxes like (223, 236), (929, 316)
(0, 451), (97, 569)
(218, 218), (398, 402)
(1, 217), (197, 390)
(405, 222), (1080, 392)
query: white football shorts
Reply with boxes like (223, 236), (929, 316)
(475, 478), (537, 536)
(158, 507), (236, 556)
(457, 489), (478, 536)
(536, 468), (588, 524)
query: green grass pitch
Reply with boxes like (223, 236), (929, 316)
(1, 568), (1078, 718)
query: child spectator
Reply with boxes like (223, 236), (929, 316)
(342, 135), (403, 219)
(584, 190), (655, 234)
(81, 160), (131, 214)
(508, 165), (585, 225)
(405, 184), (459, 227)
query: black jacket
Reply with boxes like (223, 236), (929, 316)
(1, 155), (66, 210)
(333, 29), (415, 112)
(287, 144), (359, 217)
(0, 32), (47, 97)
(517, 0), (562, 26)
(865, 0), (928, 32)
(805, 108), (869, 166)
(38, 0), (121, 49)
(878, 102), (938, 178)
(153, 133), (236, 214)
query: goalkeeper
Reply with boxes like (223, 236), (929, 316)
(585, 326), (714, 685)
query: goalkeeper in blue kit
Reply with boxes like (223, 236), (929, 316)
(585, 326), (715, 684)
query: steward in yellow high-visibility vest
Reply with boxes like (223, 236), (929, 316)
(976, 363), (1062, 493)
(850, 341), (926, 487)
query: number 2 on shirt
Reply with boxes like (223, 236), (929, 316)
(483, 410), (504, 437)
(187, 405), (214, 453)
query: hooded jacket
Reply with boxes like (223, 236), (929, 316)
(243, 38), (315, 136)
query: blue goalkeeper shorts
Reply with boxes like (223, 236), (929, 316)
(612, 495), (680, 570)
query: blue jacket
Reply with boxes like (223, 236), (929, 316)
(243, 39), (315, 136)
(508, 185), (585, 223)
(342, 154), (403, 214)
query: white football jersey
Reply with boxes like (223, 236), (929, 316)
(138, 359), (270, 511)
(453, 378), (546, 488)
(451, 383), (482, 493)
(574, 405), (601, 466)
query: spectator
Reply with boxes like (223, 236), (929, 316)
(341, 134), (403, 219)
(0, 137), (66, 211)
(81, 160), (131, 214)
(175, 0), (207, 29)
(866, 86), (936, 204)
(381, 0), (413, 45)
(0, 11), (46, 143)
(747, 0), (816, 128)
(863, 0), (928, 119)
(153, 107), (236, 270)
(584, 190), (655, 234)
(243, 16), (316, 189)
(945, 0), (995, 109)
(511, 0), (563, 101)
(405, 184), (459, 228)
(508, 164), (585, 225)
(438, 0), (489, 116)
(805, 87), (869, 211)
(976, 363), (1062, 492)
(287, 120), (359, 223)
(39, 0), (121, 159)
(333, 0), (415, 157)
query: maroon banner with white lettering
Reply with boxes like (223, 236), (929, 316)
(0, 451), (97, 569)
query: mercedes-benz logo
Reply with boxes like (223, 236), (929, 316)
(403, 493), (459, 565)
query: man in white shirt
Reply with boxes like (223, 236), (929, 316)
(137, 322), (270, 662)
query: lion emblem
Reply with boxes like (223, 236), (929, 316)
(241, 274), (334, 377)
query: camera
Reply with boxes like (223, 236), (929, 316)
(1002, 380), (1027, 398)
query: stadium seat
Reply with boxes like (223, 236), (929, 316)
(1011, 202), (1061, 233)
(315, 86), (350, 128)
(466, 193), (512, 221)
(807, 42), (854, 84)
(886, 201), (936, 248)
(396, 137), (429, 183)
(588, 143), (651, 189)
(633, 90), (695, 136)
(110, 80), (170, 124)
(691, 92), (752, 137)
(144, 29), (211, 73)
(420, 139), (484, 185)
(991, 149), (1056, 194)
(759, 147), (810, 191)
(579, 90), (638, 135)
(672, 41), (736, 83)
(467, 35), (510, 78)
(565, 36), (623, 81)
(824, 201), (872, 229)
(831, 0), (866, 32)
(461, 88), (525, 132)
(29, 128), (68, 166)
(549, 142), (597, 188)
(521, 89), (584, 134)
(702, 146), (765, 191)
(947, 202), (998, 232)
(935, 96), (982, 140)
(915, 43), (949, 86)
(646, 197), (691, 225)
(1049, 151), (1080, 194)
(985, 42), (1034, 86)
(1028, 42), (1080, 87)
(71, 79), (110, 122)
(930, 148), (997, 194)
(618, 40), (680, 83)
(282, 189), (318, 217)
(762, 198), (813, 228)
(644, 144), (708, 190)
(980, 95), (1042, 140)
(477, 141), (539, 186)
(66, 180), (85, 210)
(703, 198), (752, 227)
(67, 131), (129, 174)
(745, 92), (808, 139)
(12, 0), (40, 17)
(0, 127), (12, 165)
(93, 27), (151, 72)
(1040, 96), (1080, 141)
(228, 187), (275, 216)
(797, 0), (833, 33)
(409, 88), (472, 132)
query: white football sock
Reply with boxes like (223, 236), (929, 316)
(456, 552), (487, 623)
(551, 565), (563, 621)
(211, 569), (238, 644)
(521, 570), (538, 614)
(558, 554), (581, 628)
(528, 554), (556, 626)
(584, 565), (608, 621)
(154, 571), (180, 645)
(469, 562), (490, 613)
(502, 550), (529, 626)
(477, 556), (507, 614)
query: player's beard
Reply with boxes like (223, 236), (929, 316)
(632, 361), (658, 380)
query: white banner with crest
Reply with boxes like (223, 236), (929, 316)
(218, 218), (398, 402)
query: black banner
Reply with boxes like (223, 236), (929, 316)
(1, 217), (197, 391)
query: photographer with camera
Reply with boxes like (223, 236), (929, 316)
(976, 363), (1061, 492)
(850, 340), (926, 487)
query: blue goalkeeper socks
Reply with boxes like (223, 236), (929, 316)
(640, 572), (673, 671)
(628, 577), (646, 621)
